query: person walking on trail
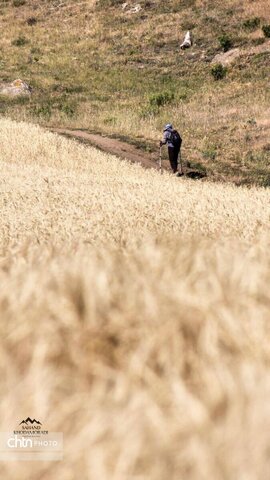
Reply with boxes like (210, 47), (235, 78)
(159, 123), (182, 174)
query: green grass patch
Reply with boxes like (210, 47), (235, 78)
(211, 64), (227, 80)
(242, 17), (260, 31)
(262, 25), (270, 38)
(11, 35), (29, 46)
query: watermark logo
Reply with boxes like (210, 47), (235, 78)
(19, 417), (42, 426)
(0, 418), (63, 461)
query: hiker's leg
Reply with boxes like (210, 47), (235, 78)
(179, 147), (184, 175)
(177, 147), (182, 173)
(174, 148), (180, 173)
(172, 148), (179, 173)
(168, 147), (178, 173)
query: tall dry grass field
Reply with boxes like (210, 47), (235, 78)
(0, 118), (270, 479)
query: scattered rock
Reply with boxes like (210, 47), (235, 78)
(0, 79), (32, 97)
(212, 39), (270, 66)
(129, 4), (142, 14)
(180, 31), (193, 50)
(212, 48), (241, 66)
(121, 2), (142, 14)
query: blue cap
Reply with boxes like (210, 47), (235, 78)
(164, 123), (173, 131)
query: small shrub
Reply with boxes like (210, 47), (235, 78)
(181, 21), (196, 31)
(58, 101), (77, 118)
(243, 17), (260, 31)
(149, 91), (174, 107)
(30, 47), (41, 54)
(12, 35), (28, 47)
(144, 1), (153, 8)
(140, 105), (159, 118)
(177, 88), (189, 101)
(26, 17), (37, 26)
(247, 118), (257, 126)
(252, 37), (265, 46)
(13, 95), (30, 105)
(211, 63), (227, 80)
(97, 0), (123, 8)
(104, 116), (117, 126)
(218, 34), (233, 52)
(202, 146), (217, 160)
(262, 24), (270, 38)
(13, 0), (26, 6)
(30, 103), (52, 120)
(63, 85), (84, 94)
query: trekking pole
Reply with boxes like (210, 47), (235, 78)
(178, 149), (184, 175)
(159, 146), (163, 174)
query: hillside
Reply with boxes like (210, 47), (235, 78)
(0, 0), (269, 185)
(0, 119), (270, 479)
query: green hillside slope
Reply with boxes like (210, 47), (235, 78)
(0, 0), (269, 184)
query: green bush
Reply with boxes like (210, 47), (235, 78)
(252, 37), (265, 46)
(13, 0), (26, 6)
(58, 101), (76, 118)
(211, 63), (227, 80)
(12, 35), (28, 47)
(262, 24), (270, 38)
(104, 116), (117, 126)
(149, 91), (174, 107)
(63, 85), (84, 94)
(97, 0), (123, 8)
(202, 146), (217, 160)
(140, 105), (159, 118)
(218, 34), (233, 52)
(30, 103), (52, 120)
(30, 47), (41, 55)
(26, 17), (37, 26)
(243, 17), (260, 31)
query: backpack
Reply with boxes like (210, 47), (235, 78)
(170, 130), (182, 148)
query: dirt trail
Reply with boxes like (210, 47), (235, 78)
(52, 128), (162, 170)
(51, 128), (207, 179)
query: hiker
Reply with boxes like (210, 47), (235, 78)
(160, 124), (182, 174)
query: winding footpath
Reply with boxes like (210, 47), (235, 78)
(51, 128), (161, 170)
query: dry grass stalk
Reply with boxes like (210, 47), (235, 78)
(0, 119), (270, 479)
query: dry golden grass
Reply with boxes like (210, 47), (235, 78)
(0, 118), (270, 479)
(243, 0), (270, 20)
(0, 119), (269, 243)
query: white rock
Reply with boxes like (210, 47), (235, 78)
(0, 79), (32, 96)
(129, 4), (142, 13)
(180, 31), (193, 50)
(123, 3), (142, 14)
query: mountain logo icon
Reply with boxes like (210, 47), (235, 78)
(19, 417), (42, 426)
